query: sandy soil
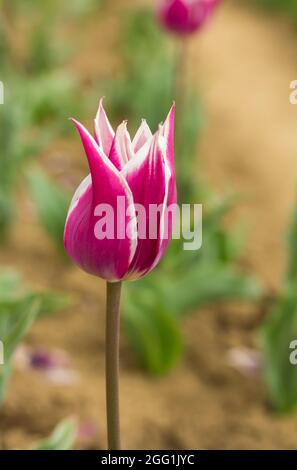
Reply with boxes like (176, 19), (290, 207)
(1, 0), (297, 450)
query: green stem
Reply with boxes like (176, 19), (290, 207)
(174, 38), (189, 115)
(174, 38), (190, 201)
(105, 281), (122, 450)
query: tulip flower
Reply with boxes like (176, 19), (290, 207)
(158, 0), (221, 36)
(64, 99), (176, 450)
(64, 99), (176, 282)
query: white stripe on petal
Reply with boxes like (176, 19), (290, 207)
(94, 98), (115, 156)
(121, 135), (152, 179)
(65, 174), (92, 223)
(132, 119), (153, 153)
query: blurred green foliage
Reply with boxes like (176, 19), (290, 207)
(32, 418), (77, 450)
(0, 0), (90, 243)
(0, 295), (39, 404)
(108, 10), (175, 132)
(261, 199), (297, 413)
(247, 0), (297, 25)
(28, 170), (71, 256)
(0, 271), (70, 404)
(2, 0), (103, 19)
(0, 89), (75, 243)
(0, 99), (32, 240)
(124, 281), (183, 375)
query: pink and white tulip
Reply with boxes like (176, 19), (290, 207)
(64, 99), (176, 282)
(158, 0), (221, 36)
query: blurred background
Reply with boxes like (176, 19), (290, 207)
(1, 0), (297, 450)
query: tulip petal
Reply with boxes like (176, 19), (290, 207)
(122, 131), (172, 278)
(159, 103), (177, 204)
(160, 103), (175, 169)
(64, 119), (137, 280)
(150, 150), (174, 271)
(66, 174), (92, 222)
(132, 119), (153, 153)
(109, 122), (134, 171)
(94, 98), (115, 157)
(153, 105), (177, 266)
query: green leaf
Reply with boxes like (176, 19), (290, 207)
(27, 169), (70, 255)
(123, 283), (183, 376)
(21, 73), (81, 131)
(287, 199), (297, 282)
(2, 296), (40, 361)
(0, 190), (14, 242)
(0, 270), (70, 315)
(0, 270), (22, 298)
(36, 292), (71, 317)
(247, 0), (297, 26)
(0, 295), (40, 405)
(260, 285), (297, 412)
(169, 263), (261, 314)
(32, 419), (77, 450)
(0, 270), (69, 404)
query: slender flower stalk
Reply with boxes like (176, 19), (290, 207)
(64, 99), (176, 449)
(105, 282), (122, 450)
(174, 37), (189, 123)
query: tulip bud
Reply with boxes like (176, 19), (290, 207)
(158, 0), (221, 36)
(64, 99), (176, 282)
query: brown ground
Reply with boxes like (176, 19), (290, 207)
(1, 0), (297, 450)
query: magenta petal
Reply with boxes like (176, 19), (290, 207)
(94, 98), (115, 156)
(64, 120), (137, 280)
(122, 132), (171, 278)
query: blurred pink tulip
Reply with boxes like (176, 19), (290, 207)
(64, 99), (176, 282)
(14, 346), (79, 385)
(158, 0), (221, 36)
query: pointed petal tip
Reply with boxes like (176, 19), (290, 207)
(69, 117), (82, 129)
(162, 103), (175, 132)
(97, 96), (106, 113)
(117, 120), (130, 136)
(169, 102), (175, 116)
(95, 97), (104, 121)
(95, 97), (110, 127)
(69, 117), (89, 136)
